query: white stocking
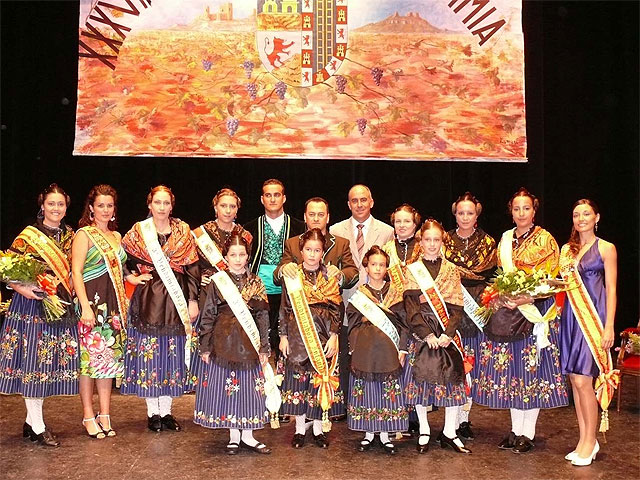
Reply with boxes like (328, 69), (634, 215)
(294, 414), (307, 435)
(510, 408), (525, 436)
(415, 404), (430, 444)
(241, 429), (258, 447)
(145, 397), (160, 417)
(229, 428), (241, 445)
(522, 408), (540, 440)
(24, 397), (45, 434)
(158, 396), (173, 417)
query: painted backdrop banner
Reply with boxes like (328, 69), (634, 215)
(75, 0), (526, 161)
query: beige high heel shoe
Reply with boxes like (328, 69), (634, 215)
(97, 413), (116, 437)
(82, 417), (106, 439)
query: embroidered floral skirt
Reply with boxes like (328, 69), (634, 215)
(278, 360), (345, 420)
(78, 317), (125, 379)
(0, 295), (78, 397)
(120, 327), (188, 397)
(347, 374), (408, 433)
(471, 318), (569, 410)
(193, 360), (268, 430)
(412, 380), (467, 407)
(461, 334), (480, 398)
(402, 340), (418, 407)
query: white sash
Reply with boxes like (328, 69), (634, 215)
(210, 270), (282, 420)
(461, 286), (485, 331)
(349, 290), (400, 352)
(192, 227), (224, 268)
(500, 229), (551, 350)
(139, 218), (192, 367)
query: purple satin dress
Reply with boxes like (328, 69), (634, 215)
(560, 240), (607, 377)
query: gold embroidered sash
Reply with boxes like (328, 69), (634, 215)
(284, 271), (339, 432)
(560, 244), (619, 432)
(17, 226), (71, 294)
(81, 227), (128, 325)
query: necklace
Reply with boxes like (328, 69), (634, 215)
(455, 228), (476, 251)
(367, 281), (386, 302)
(513, 225), (535, 248)
(396, 235), (414, 266)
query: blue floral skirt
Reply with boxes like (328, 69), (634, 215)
(471, 317), (569, 410)
(461, 333), (479, 399)
(412, 380), (467, 407)
(0, 295), (78, 397)
(347, 374), (408, 433)
(278, 360), (345, 420)
(120, 327), (188, 397)
(194, 360), (268, 430)
(402, 340), (420, 407)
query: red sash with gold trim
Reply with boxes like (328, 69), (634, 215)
(407, 262), (471, 377)
(560, 244), (619, 432)
(82, 227), (128, 325)
(17, 226), (71, 294)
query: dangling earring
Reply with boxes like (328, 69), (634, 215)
(595, 223), (598, 232)
(37, 208), (44, 219)
(89, 210), (94, 221)
(111, 216), (116, 222)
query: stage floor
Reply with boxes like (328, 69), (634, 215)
(1, 380), (638, 480)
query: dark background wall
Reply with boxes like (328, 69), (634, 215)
(1, 1), (638, 329)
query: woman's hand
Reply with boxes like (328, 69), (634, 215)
(426, 333), (439, 349)
(324, 333), (339, 358)
(80, 305), (97, 328)
(201, 352), (210, 364)
(602, 326), (615, 350)
(188, 300), (199, 321)
(437, 334), (452, 348)
(398, 351), (407, 367)
(259, 353), (269, 366)
(126, 273), (152, 286)
(10, 283), (45, 300)
(279, 336), (289, 358)
(504, 296), (533, 310)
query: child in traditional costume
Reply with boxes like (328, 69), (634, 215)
(278, 229), (344, 448)
(346, 246), (409, 454)
(194, 233), (272, 455)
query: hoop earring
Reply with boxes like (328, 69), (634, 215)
(89, 211), (94, 221)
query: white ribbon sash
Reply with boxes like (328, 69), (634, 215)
(500, 229), (551, 350)
(211, 270), (282, 419)
(461, 285), (485, 331)
(192, 227), (224, 269)
(349, 290), (400, 352)
(139, 218), (192, 367)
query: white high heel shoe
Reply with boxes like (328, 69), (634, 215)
(571, 441), (599, 466)
(564, 450), (578, 461)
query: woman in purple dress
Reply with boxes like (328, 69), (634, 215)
(559, 199), (617, 466)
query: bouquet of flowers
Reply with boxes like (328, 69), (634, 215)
(0, 250), (68, 322)
(475, 265), (568, 322)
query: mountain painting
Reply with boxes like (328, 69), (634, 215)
(75, 0), (526, 161)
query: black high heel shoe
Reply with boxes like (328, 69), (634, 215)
(439, 433), (471, 454)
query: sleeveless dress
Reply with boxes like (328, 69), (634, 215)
(76, 243), (127, 379)
(560, 240), (606, 378)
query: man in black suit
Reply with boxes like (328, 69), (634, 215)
(273, 197), (358, 290)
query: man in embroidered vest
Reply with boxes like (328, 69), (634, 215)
(245, 179), (305, 355)
(274, 196), (358, 290)
(329, 184), (394, 403)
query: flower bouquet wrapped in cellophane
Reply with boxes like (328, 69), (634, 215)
(0, 250), (68, 322)
(475, 262), (568, 322)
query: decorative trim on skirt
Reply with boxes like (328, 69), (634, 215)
(471, 320), (569, 410)
(194, 360), (268, 430)
(0, 295), (78, 397)
(413, 381), (467, 407)
(120, 327), (188, 397)
(278, 360), (345, 420)
(347, 373), (408, 433)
